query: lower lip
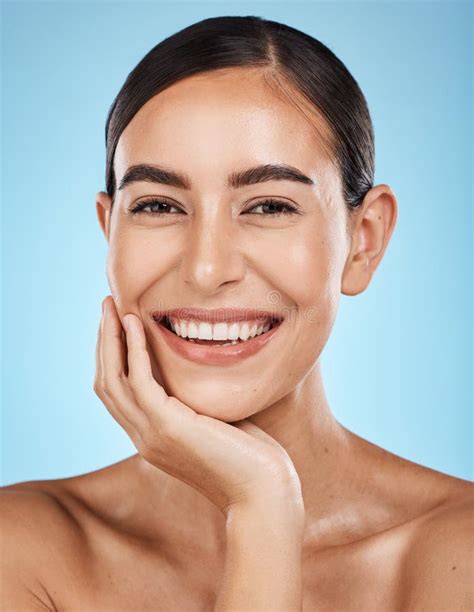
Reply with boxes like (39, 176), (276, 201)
(151, 318), (284, 366)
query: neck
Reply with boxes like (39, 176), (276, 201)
(131, 362), (406, 553)
(247, 362), (357, 548)
(249, 361), (347, 493)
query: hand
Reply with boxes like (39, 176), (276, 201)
(93, 296), (304, 516)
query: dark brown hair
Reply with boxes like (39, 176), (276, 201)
(105, 15), (374, 211)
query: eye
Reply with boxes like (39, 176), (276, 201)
(128, 196), (301, 217)
(244, 198), (301, 217)
(128, 197), (184, 215)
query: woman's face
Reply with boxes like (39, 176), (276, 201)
(99, 68), (351, 421)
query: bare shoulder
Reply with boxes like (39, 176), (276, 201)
(0, 482), (89, 610)
(401, 483), (474, 610)
(1, 480), (86, 540)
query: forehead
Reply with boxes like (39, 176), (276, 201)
(114, 68), (335, 190)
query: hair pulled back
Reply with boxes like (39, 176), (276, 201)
(105, 15), (374, 212)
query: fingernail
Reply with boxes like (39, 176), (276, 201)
(123, 314), (131, 331)
(102, 298), (107, 314)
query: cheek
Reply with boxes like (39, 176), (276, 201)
(106, 229), (177, 312)
(268, 226), (341, 321)
(272, 227), (343, 373)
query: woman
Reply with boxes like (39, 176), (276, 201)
(2, 15), (472, 611)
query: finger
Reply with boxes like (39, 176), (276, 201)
(98, 383), (143, 449)
(123, 313), (171, 417)
(94, 311), (102, 384)
(94, 307), (137, 437)
(103, 296), (128, 378)
(100, 297), (148, 431)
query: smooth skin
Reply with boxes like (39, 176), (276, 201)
(2, 67), (473, 611)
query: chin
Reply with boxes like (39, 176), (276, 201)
(165, 378), (266, 422)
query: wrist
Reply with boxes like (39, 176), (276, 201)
(217, 490), (304, 612)
(224, 487), (305, 530)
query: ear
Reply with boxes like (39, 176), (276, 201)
(96, 191), (113, 241)
(341, 184), (398, 296)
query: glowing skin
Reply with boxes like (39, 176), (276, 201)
(100, 68), (358, 422)
(94, 67), (403, 538)
(2, 67), (473, 611)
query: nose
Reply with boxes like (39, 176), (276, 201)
(180, 212), (245, 295)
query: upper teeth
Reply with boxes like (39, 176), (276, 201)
(168, 318), (272, 341)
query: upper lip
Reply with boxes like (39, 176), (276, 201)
(151, 307), (285, 324)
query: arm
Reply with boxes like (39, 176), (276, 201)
(97, 300), (307, 609)
(215, 493), (305, 612)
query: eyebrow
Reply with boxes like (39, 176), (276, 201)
(117, 162), (315, 191)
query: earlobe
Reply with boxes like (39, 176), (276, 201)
(96, 191), (113, 241)
(341, 184), (398, 296)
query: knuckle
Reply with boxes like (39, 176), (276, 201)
(93, 378), (103, 397)
(101, 377), (113, 397)
(100, 372), (119, 398)
(102, 379), (120, 400)
(99, 370), (126, 398)
(126, 371), (139, 390)
(117, 371), (128, 385)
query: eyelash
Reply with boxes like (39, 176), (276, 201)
(128, 197), (301, 217)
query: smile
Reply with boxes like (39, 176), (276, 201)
(150, 310), (285, 366)
(160, 315), (278, 346)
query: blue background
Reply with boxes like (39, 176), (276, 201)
(2, 1), (472, 484)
